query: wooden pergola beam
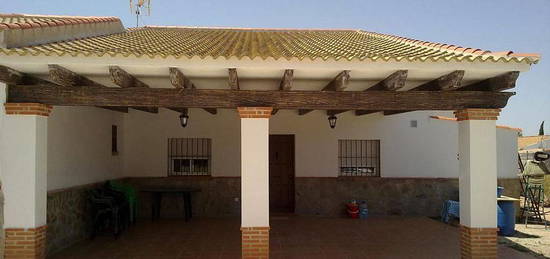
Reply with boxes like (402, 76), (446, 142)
(356, 70), (408, 116)
(383, 110), (410, 116)
(460, 71), (519, 91)
(168, 67), (217, 115)
(0, 65), (56, 86)
(169, 67), (195, 89)
(132, 107), (159, 113)
(100, 106), (129, 113)
(48, 64), (105, 87)
(379, 70), (465, 116)
(109, 66), (150, 88)
(273, 69), (295, 115)
(326, 110), (348, 116)
(412, 70), (465, 91)
(300, 70), (350, 115)
(355, 110), (379, 116)
(8, 85), (514, 111)
(228, 68), (239, 90)
(367, 70), (408, 91)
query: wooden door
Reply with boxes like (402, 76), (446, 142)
(269, 135), (295, 213)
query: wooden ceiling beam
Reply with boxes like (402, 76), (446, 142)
(383, 110), (411, 116)
(273, 69), (295, 115)
(327, 110), (348, 116)
(228, 68), (239, 90)
(169, 67), (195, 89)
(356, 70), (408, 116)
(367, 70), (408, 91)
(99, 106), (129, 113)
(169, 67), (217, 115)
(460, 71), (519, 91)
(0, 65), (56, 86)
(9, 85), (514, 111)
(132, 107), (159, 113)
(412, 70), (465, 91)
(109, 66), (150, 88)
(300, 70), (350, 115)
(48, 64), (105, 87)
(355, 110), (379, 116)
(382, 70), (464, 116)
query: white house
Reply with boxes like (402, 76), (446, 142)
(0, 13), (539, 258)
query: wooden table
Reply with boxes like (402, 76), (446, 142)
(141, 187), (201, 221)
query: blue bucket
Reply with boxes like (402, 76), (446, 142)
(497, 187), (504, 198)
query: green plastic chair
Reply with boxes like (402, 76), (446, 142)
(109, 180), (138, 224)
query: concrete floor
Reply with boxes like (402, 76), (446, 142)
(51, 216), (536, 259)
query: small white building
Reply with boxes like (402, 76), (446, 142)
(0, 13), (539, 258)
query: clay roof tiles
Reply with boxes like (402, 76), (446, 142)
(0, 15), (540, 64)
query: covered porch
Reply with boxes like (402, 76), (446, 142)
(51, 217), (532, 259)
(0, 15), (540, 259)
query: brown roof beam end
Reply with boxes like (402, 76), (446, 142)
(412, 70), (465, 91)
(48, 64), (105, 87)
(228, 68), (239, 90)
(273, 69), (295, 115)
(109, 66), (150, 88)
(460, 71), (519, 91)
(300, 70), (350, 115)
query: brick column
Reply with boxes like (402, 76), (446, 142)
(4, 226), (47, 258)
(454, 109), (500, 259)
(238, 107), (272, 259)
(2, 103), (51, 259)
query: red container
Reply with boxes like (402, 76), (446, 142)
(346, 203), (359, 218)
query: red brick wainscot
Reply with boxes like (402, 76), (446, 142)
(460, 225), (497, 259)
(5, 226), (47, 259)
(241, 227), (270, 259)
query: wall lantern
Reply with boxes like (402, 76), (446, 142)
(179, 112), (189, 128)
(328, 115), (337, 129)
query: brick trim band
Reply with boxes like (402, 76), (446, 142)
(5, 103), (52, 117)
(5, 225), (47, 259)
(460, 225), (497, 259)
(238, 107), (273, 119)
(454, 109), (500, 121)
(241, 227), (269, 259)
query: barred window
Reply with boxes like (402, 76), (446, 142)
(338, 140), (380, 177)
(167, 138), (211, 176)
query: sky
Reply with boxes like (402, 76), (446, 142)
(2, 0), (549, 135)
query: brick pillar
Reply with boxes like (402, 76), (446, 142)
(241, 227), (270, 259)
(238, 107), (272, 259)
(2, 103), (51, 259)
(4, 226), (47, 259)
(454, 109), (500, 259)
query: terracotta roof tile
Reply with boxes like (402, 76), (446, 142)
(0, 18), (540, 63)
(430, 116), (522, 132)
(0, 13), (120, 30)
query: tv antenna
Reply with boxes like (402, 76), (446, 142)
(130, 0), (151, 27)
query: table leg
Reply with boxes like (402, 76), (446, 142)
(156, 193), (162, 220)
(183, 193), (191, 222)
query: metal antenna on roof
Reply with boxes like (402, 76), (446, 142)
(130, 0), (151, 27)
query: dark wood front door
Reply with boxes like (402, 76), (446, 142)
(269, 135), (295, 213)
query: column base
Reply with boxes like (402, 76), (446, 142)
(5, 226), (47, 259)
(460, 225), (497, 259)
(241, 227), (269, 259)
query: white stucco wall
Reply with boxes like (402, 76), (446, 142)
(47, 106), (124, 191)
(121, 108), (519, 179)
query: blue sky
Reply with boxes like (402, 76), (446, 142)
(3, 0), (549, 135)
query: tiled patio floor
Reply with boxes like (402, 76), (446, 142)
(51, 216), (535, 259)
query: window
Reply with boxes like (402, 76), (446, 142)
(112, 125), (118, 155)
(338, 140), (380, 177)
(167, 138), (211, 176)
